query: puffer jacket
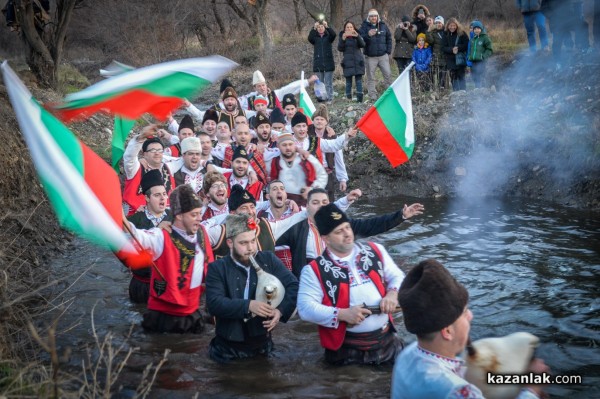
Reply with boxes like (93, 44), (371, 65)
(468, 32), (493, 62)
(442, 30), (469, 70)
(393, 25), (416, 59)
(412, 46), (432, 72)
(337, 31), (366, 77)
(411, 4), (431, 35)
(358, 18), (392, 57)
(308, 26), (337, 72)
(426, 27), (446, 67)
(515, 0), (543, 13)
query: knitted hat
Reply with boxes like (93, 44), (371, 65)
(142, 137), (164, 152)
(252, 70), (266, 85)
(254, 94), (269, 107)
(202, 109), (219, 125)
(312, 104), (329, 121)
(225, 213), (258, 239)
(232, 146), (249, 162)
(269, 107), (286, 125)
(417, 33), (427, 41)
(471, 20), (484, 30)
(402, 15), (411, 23)
(170, 184), (202, 216)
(399, 259), (469, 335)
(282, 93), (297, 107)
(277, 132), (294, 145)
(368, 9), (379, 17)
(178, 115), (195, 132)
(140, 169), (164, 195)
(291, 112), (308, 127)
(434, 16), (444, 25)
(253, 111), (270, 128)
(222, 87), (238, 100)
(314, 203), (350, 236)
(181, 137), (201, 154)
(220, 78), (234, 94)
(228, 184), (256, 211)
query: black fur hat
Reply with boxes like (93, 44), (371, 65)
(282, 93), (297, 107)
(228, 184), (256, 211)
(142, 137), (164, 152)
(269, 107), (286, 125)
(314, 203), (350, 236)
(141, 169), (164, 195)
(291, 111), (308, 127)
(178, 114), (195, 132)
(169, 185), (202, 216)
(232, 146), (249, 162)
(220, 78), (234, 94)
(202, 109), (219, 125)
(253, 111), (270, 129)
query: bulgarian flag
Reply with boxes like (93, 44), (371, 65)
(51, 55), (238, 123)
(356, 62), (415, 167)
(1, 61), (149, 267)
(298, 71), (316, 117)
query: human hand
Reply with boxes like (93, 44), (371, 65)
(300, 186), (311, 200)
(156, 128), (169, 139)
(339, 305), (372, 325)
(339, 181), (347, 192)
(402, 203), (425, 219)
(135, 204), (146, 213)
(158, 220), (172, 232)
(368, 28), (377, 37)
(182, 99), (191, 108)
(249, 300), (274, 318)
(380, 290), (399, 314)
(138, 124), (158, 141)
(314, 22), (319, 30)
(286, 199), (300, 213)
(308, 74), (318, 84)
(346, 126), (358, 138)
(263, 308), (282, 332)
(346, 188), (362, 202)
(342, 32), (348, 40)
(452, 46), (458, 54)
(298, 148), (311, 160)
(248, 170), (258, 185)
(524, 358), (551, 397)
(139, 158), (149, 169)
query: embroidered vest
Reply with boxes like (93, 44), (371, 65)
(306, 135), (324, 165)
(248, 91), (280, 111)
(168, 143), (181, 158)
(174, 169), (203, 194)
(123, 165), (175, 216)
(308, 125), (336, 173)
(270, 156), (317, 187)
(309, 242), (387, 350)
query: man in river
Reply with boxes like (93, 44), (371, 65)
(297, 203), (405, 365)
(125, 184), (214, 333)
(205, 213), (298, 362)
(391, 259), (550, 398)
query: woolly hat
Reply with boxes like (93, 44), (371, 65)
(142, 137), (164, 152)
(252, 70), (266, 86)
(434, 16), (444, 25)
(140, 169), (164, 194)
(291, 112), (308, 127)
(277, 132), (294, 145)
(314, 203), (350, 236)
(178, 114), (195, 133)
(202, 109), (219, 125)
(181, 137), (200, 154)
(254, 94), (269, 107)
(220, 78), (234, 94)
(282, 93), (297, 107)
(471, 20), (484, 30)
(399, 259), (469, 335)
(402, 15), (411, 23)
(222, 86), (238, 100)
(170, 184), (202, 216)
(228, 184), (256, 211)
(232, 146), (250, 162)
(253, 111), (270, 128)
(312, 104), (329, 121)
(269, 107), (286, 125)
(225, 213), (258, 239)
(367, 9), (379, 17)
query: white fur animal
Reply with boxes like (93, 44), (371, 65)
(464, 332), (539, 399)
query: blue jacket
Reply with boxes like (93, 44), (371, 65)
(515, 0), (543, 13)
(358, 18), (392, 57)
(412, 46), (432, 72)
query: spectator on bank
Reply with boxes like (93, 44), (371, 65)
(427, 15), (447, 89)
(412, 4), (431, 35)
(467, 21), (493, 88)
(358, 8), (392, 101)
(308, 19), (337, 103)
(338, 20), (366, 102)
(515, 0), (548, 53)
(393, 15), (417, 74)
(412, 33), (432, 91)
(442, 18), (469, 91)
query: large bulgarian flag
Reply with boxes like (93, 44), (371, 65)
(356, 62), (415, 167)
(1, 61), (149, 267)
(52, 55), (238, 123)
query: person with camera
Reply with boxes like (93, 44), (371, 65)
(393, 16), (417, 74)
(411, 4), (431, 35)
(337, 20), (365, 102)
(358, 9), (392, 101)
(308, 19), (337, 103)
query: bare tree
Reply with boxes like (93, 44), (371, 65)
(292, 0), (303, 33)
(252, 0), (274, 55)
(330, 0), (342, 30)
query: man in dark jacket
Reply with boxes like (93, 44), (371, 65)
(206, 213), (298, 362)
(308, 19), (337, 102)
(515, 0), (549, 53)
(358, 9), (392, 101)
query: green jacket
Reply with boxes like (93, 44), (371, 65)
(468, 33), (493, 62)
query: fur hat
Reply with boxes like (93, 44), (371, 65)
(399, 259), (469, 335)
(291, 112), (308, 127)
(232, 146), (249, 162)
(181, 137), (200, 154)
(202, 109), (219, 125)
(170, 184), (202, 216)
(253, 111), (270, 128)
(312, 104), (329, 121)
(225, 213), (258, 239)
(222, 87), (238, 100)
(202, 170), (227, 194)
(178, 114), (195, 133)
(228, 184), (256, 211)
(276, 132), (294, 145)
(254, 94), (269, 107)
(269, 107), (286, 125)
(314, 203), (350, 236)
(220, 78), (234, 94)
(142, 137), (164, 152)
(140, 169), (164, 195)
(282, 93), (297, 107)
(434, 16), (444, 25)
(252, 70), (266, 86)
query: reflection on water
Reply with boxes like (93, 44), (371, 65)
(49, 197), (599, 398)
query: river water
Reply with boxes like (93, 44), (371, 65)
(48, 196), (599, 398)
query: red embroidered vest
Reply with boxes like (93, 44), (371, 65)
(123, 165), (175, 216)
(269, 156), (317, 187)
(223, 171), (264, 201)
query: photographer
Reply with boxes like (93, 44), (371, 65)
(358, 9), (392, 101)
(411, 4), (431, 35)
(393, 15), (416, 74)
(338, 20), (365, 102)
(308, 19), (337, 103)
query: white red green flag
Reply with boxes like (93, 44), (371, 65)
(299, 71), (316, 116)
(52, 56), (238, 122)
(356, 62), (415, 167)
(1, 61), (149, 266)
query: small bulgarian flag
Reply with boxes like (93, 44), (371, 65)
(1, 61), (150, 267)
(52, 55), (238, 123)
(298, 71), (316, 117)
(356, 62), (415, 167)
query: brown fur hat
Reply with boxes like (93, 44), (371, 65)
(170, 184), (202, 216)
(312, 104), (329, 121)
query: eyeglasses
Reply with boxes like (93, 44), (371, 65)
(210, 183), (227, 190)
(145, 148), (164, 154)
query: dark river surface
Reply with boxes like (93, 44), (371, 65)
(48, 196), (600, 398)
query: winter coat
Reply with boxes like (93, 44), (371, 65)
(515, 0), (543, 13)
(442, 30), (469, 70)
(412, 46), (432, 72)
(358, 18), (392, 57)
(393, 25), (417, 59)
(337, 31), (366, 77)
(468, 32), (493, 62)
(308, 26), (337, 72)
(426, 27), (446, 67)
(411, 4), (431, 35)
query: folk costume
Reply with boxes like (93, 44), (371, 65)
(222, 144), (268, 186)
(297, 204), (405, 365)
(213, 86), (247, 129)
(239, 70), (310, 111)
(165, 115), (195, 157)
(206, 213), (299, 362)
(257, 204), (296, 271)
(222, 146), (265, 200)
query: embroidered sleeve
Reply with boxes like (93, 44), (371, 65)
(449, 384), (484, 399)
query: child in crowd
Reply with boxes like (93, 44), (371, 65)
(467, 20), (493, 88)
(412, 33), (432, 91)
